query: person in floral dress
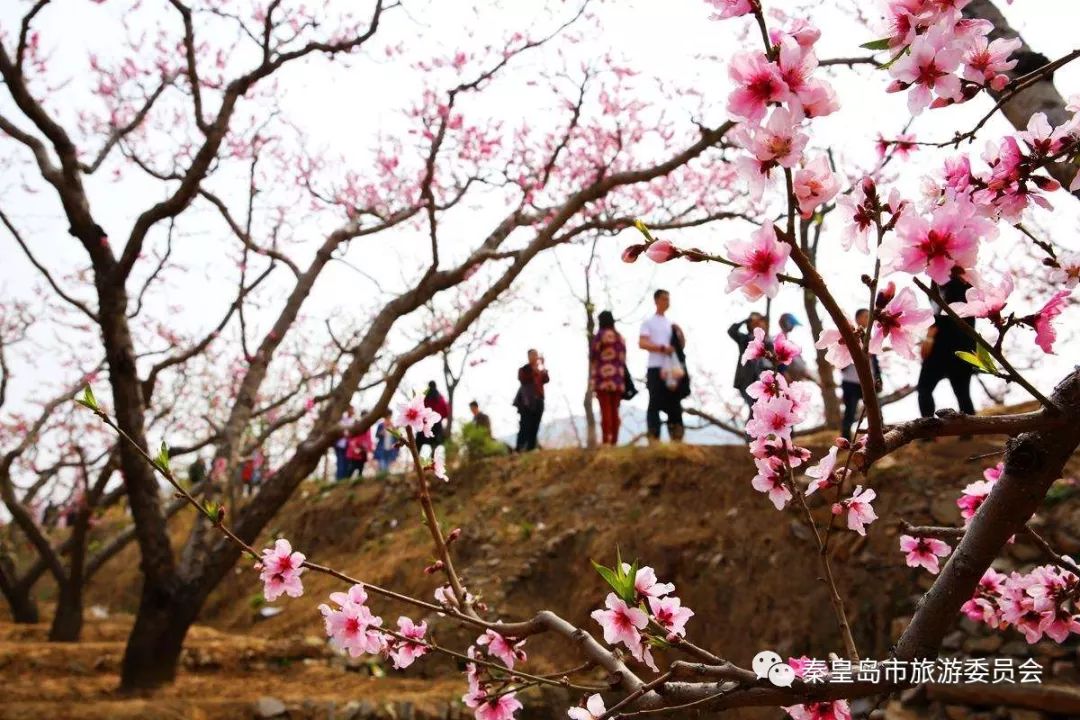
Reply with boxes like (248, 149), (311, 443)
(590, 310), (628, 445)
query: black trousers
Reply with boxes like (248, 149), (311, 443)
(841, 380), (862, 440)
(516, 406), (543, 451)
(646, 368), (683, 438)
(918, 357), (975, 417)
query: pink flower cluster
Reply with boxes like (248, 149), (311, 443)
(957, 462), (1001, 525)
(963, 565), (1080, 644)
(879, 2), (1017, 114)
(395, 395), (441, 437)
(591, 566), (693, 671)
(746, 371), (814, 510)
(317, 584), (430, 669)
(256, 539), (306, 601)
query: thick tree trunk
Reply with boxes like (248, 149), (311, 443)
(120, 587), (199, 690)
(803, 289), (841, 429)
(48, 582), (83, 642)
(0, 566), (39, 624)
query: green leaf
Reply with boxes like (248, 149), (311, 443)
(975, 344), (999, 374)
(592, 560), (621, 593)
(860, 38), (891, 51)
(632, 219), (655, 243)
(955, 350), (996, 375)
(76, 385), (99, 411)
(154, 441), (171, 473)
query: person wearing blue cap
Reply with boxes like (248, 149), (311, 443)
(778, 313), (814, 382)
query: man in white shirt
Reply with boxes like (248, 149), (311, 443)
(638, 289), (684, 442)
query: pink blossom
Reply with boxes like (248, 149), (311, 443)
(591, 592), (648, 654)
(726, 224), (791, 300)
(747, 369), (788, 401)
(389, 616), (429, 669)
(962, 568), (1006, 626)
(318, 584), (386, 657)
(746, 395), (798, 441)
(737, 107), (808, 168)
(1030, 290), (1071, 354)
(648, 595), (694, 637)
(784, 700), (853, 720)
(432, 446), (449, 481)
(751, 461), (793, 510)
(741, 327), (769, 363)
(963, 36), (1020, 91)
(888, 198), (990, 283)
(773, 332), (801, 365)
(567, 694), (607, 720)
(622, 244), (645, 263)
(727, 52), (788, 123)
(477, 630), (527, 669)
(889, 26), (963, 114)
(950, 273), (1013, 320)
(842, 485), (877, 536)
(804, 446), (839, 495)
(957, 477), (995, 525)
(793, 156), (840, 218)
(395, 395), (440, 437)
(475, 693), (523, 720)
(814, 328), (853, 369)
(645, 240), (679, 263)
(705, 0), (753, 20)
(870, 287), (934, 360)
(1049, 251), (1080, 288)
(633, 565), (676, 598)
(899, 535), (952, 574)
(257, 538), (306, 601)
(835, 178), (877, 254)
(750, 435), (811, 469)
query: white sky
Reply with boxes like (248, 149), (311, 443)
(2, 0), (1079, 453)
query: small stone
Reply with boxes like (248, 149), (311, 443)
(255, 696), (287, 718)
(944, 705), (968, 720)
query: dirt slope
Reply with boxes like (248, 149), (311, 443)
(4, 437), (1079, 719)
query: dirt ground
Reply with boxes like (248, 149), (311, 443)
(3, 435), (1079, 719)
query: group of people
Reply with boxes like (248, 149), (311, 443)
(726, 276), (978, 440)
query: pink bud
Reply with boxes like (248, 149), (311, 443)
(645, 240), (678, 263)
(621, 244), (645, 263)
(831, 503), (843, 516)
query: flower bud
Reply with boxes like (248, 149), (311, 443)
(621, 243), (645, 263)
(645, 239), (679, 263)
(424, 560), (445, 575)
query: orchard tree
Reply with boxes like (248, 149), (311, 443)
(1, 0), (752, 690)
(80, 2), (1080, 718)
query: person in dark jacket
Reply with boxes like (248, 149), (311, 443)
(468, 400), (492, 437)
(728, 312), (770, 416)
(513, 349), (549, 451)
(917, 277), (977, 417)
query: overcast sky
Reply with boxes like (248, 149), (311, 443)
(2, 0), (1078, 450)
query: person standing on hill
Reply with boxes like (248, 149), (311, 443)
(345, 420), (373, 479)
(840, 308), (883, 441)
(513, 349), (549, 452)
(468, 400), (492, 437)
(918, 276), (977, 417)
(418, 381), (450, 452)
(639, 289), (684, 442)
(728, 312), (770, 416)
(372, 410), (399, 475)
(590, 310), (628, 446)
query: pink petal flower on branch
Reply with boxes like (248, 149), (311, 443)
(475, 693), (523, 720)
(793, 156), (840, 218)
(751, 461), (793, 510)
(477, 629), (527, 669)
(870, 287), (933, 360)
(814, 328), (853, 369)
(395, 395), (440, 437)
(841, 486), (877, 536)
(645, 239), (679, 263)
(887, 197), (989, 283)
(567, 694), (607, 720)
(705, 0), (753, 20)
(318, 584), (386, 657)
(804, 445), (839, 495)
(741, 327), (769, 363)
(773, 332), (801, 365)
(889, 26), (963, 114)
(784, 700), (853, 720)
(726, 224), (791, 300)
(648, 595), (694, 637)
(257, 538), (306, 601)
(632, 565), (676, 598)
(727, 52), (788, 123)
(746, 396), (798, 441)
(963, 36), (1020, 90)
(737, 106), (808, 168)
(591, 592), (648, 653)
(389, 616), (429, 669)
(899, 535), (952, 574)
(950, 273), (1013, 320)
(1030, 290), (1071, 354)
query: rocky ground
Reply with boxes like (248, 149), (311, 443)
(2, 434), (1079, 719)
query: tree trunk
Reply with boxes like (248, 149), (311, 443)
(803, 288), (841, 429)
(0, 566), (39, 624)
(48, 582), (83, 642)
(583, 307), (597, 449)
(119, 586), (199, 690)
